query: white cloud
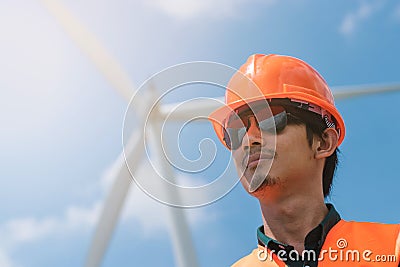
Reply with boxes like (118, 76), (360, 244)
(145, 0), (276, 20)
(0, 250), (16, 267)
(339, 1), (382, 36)
(0, 202), (102, 267)
(0, 202), (102, 250)
(0, 155), (216, 266)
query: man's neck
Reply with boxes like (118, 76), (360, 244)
(259, 195), (328, 253)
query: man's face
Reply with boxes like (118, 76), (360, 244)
(230, 107), (317, 198)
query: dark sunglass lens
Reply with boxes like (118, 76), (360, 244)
(222, 127), (232, 150)
(258, 111), (287, 133)
(223, 105), (288, 150)
(226, 113), (247, 129)
(223, 126), (247, 150)
(274, 111), (288, 132)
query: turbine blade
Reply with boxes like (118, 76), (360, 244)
(40, 0), (135, 101)
(85, 130), (144, 267)
(333, 84), (400, 100)
(40, 2), (200, 267)
(159, 97), (224, 121)
(160, 84), (400, 121)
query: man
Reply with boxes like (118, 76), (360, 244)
(209, 54), (400, 266)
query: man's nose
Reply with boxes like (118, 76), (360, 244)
(242, 115), (262, 149)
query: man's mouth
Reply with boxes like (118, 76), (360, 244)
(243, 151), (275, 169)
(247, 154), (263, 168)
(241, 150), (276, 193)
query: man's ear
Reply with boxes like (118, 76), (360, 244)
(315, 128), (339, 159)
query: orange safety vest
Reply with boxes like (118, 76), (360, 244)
(232, 220), (400, 267)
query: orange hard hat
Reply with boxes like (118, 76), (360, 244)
(209, 54), (345, 148)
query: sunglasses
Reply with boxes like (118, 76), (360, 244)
(222, 103), (299, 150)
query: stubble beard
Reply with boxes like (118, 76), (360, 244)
(237, 148), (279, 193)
(248, 171), (279, 193)
(246, 166), (280, 193)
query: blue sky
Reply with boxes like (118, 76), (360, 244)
(1, 0), (400, 266)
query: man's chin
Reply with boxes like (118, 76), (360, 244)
(249, 181), (266, 194)
(247, 175), (280, 195)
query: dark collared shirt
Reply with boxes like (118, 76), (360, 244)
(257, 204), (341, 267)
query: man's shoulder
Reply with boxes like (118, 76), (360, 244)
(328, 219), (400, 244)
(327, 220), (400, 261)
(334, 220), (400, 234)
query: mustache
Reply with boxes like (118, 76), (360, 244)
(241, 148), (276, 169)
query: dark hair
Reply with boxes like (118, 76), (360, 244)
(285, 106), (339, 197)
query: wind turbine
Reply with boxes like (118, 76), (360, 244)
(40, 1), (400, 266)
(40, 1), (199, 266)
